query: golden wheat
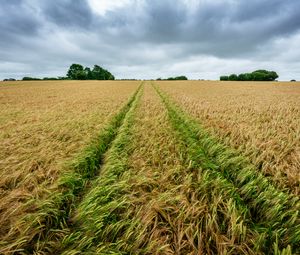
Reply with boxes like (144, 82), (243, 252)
(61, 84), (266, 254)
(0, 80), (139, 240)
(157, 80), (300, 195)
(1, 80), (299, 254)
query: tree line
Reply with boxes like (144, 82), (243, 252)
(220, 70), (278, 81)
(17, 64), (115, 81)
(157, 76), (188, 81)
(67, 64), (115, 80)
(3, 66), (283, 82)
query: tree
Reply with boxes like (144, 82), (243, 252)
(166, 76), (188, 80)
(91, 65), (115, 80)
(67, 64), (85, 80)
(91, 65), (105, 80)
(220, 76), (229, 81)
(268, 71), (279, 81)
(22, 77), (41, 81)
(84, 67), (93, 80)
(238, 73), (247, 81)
(107, 73), (115, 80)
(3, 78), (16, 81)
(251, 70), (278, 81)
(175, 76), (188, 80)
(251, 71), (266, 81)
(229, 74), (238, 81)
(66, 63), (115, 80)
(76, 70), (87, 80)
(221, 70), (279, 81)
(43, 77), (58, 80)
(244, 73), (254, 81)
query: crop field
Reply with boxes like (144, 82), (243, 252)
(0, 81), (299, 254)
(0, 81), (140, 252)
(157, 81), (300, 195)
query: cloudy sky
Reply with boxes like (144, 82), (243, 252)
(1, 0), (300, 80)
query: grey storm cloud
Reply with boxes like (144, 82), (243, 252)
(0, 0), (40, 46)
(1, 0), (300, 80)
(41, 0), (93, 29)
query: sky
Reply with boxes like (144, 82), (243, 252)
(1, 0), (300, 81)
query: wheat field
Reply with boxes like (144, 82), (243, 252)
(0, 80), (299, 254)
(157, 81), (300, 195)
(0, 80), (140, 246)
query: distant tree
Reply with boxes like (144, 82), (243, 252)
(251, 71), (265, 81)
(91, 65), (115, 80)
(220, 76), (229, 81)
(91, 65), (104, 80)
(249, 70), (278, 81)
(58, 76), (69, 80)
(166, 76), (188, 80)
(3, 78), (16, 81)
(245, 73), (254, 81)
(229, 74), (238, 81)
(175, 76), (188, 80)
(43, 77), (58, 80)
(106, 72), (115, 80)
(67, 64), (85, 80)
(22, 77), (41, 81)
(222, 70), (278, 81)
(238, 73), (247, 81)
(78, 71), (88, 80)
(267, 71), (279, 81)
(291, 79), (296, 82)
(84, 67), (93, 80)
(66, 63), (115, 80)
